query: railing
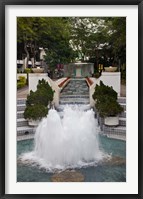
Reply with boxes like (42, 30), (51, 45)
(85, 77), (94, 86)
(58, 77), (70, 88)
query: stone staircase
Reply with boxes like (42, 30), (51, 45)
(102, 97), (126, 141)
(57, 78), (90, 114)
(17, 98), (35, 138)
(17, 79), (126, 141)
(17, 78), (90, 139)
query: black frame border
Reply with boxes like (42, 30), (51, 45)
(0, 0), (143, 198)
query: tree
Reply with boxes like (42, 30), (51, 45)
(17, 17), (76, 69)
(17, 17), (126, 80)
(104, 17), (126, 67)
(69, 17), (126, 76)
(17, 17), (41, 68)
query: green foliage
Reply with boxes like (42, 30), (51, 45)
(17, 17), (126, 79)
(24, 79), (54, 120)
(17, 82), (25, 89)
(17, 17), (76, 68)
(92, 81), (123, 117)
(94, 72), (101, 78)
(95, 97), (123, 117)
(93, 81), (117, 101)
(19, 76), (26, 83)
(70, 17), (126, 71)
(37, 79), (54, 102)
(24, 68), (33, 73)
(17, 76), (26, 89)
(26, 79), (54, 107)
(24, 104), (48, 120)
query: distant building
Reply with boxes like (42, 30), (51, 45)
(17, 47), (47, 72)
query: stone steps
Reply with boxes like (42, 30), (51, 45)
(61, 91), (89, 95)
(17, 80), (126, 141)
(59, 100), (90, 105)
(59, 79), (90, 107)
(17, 104), (26, 111)
(17, 111), (24, 119)
(103, 125), (126, 135)
(121, 104), (126, 111)
(17, 134), (35, 141)
(59, 101), (90, 105)
(60, 95), (89, 98)
(17, 118), (29, 127)
(17, 98), (26, 105)
(117, 97), (126, 104)
(119, 117), (126, 126)
(17, 126), (35, 135)
(17, 98), (35, 137)
(119, 111), (126, 118)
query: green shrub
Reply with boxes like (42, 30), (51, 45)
(26, 89), (52, 107)
(24, 104), (48, 120)
(24, 68), (33, 73)
(24, 79), (54, 120)
(93, 81), (117, 102)
(17, 82), (25, 89)
(92, 81), (123, 117)
(37, 79), (54, 102)
(19, 76), (26, 84)
(95, 96), (123, 117)
(17, 76), (26, 89)
(94, 72), (101, 78)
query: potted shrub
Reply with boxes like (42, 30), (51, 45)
(92, 81), (123, 126)
(24, 104), (48, 126)
(24, 79), (54, 126)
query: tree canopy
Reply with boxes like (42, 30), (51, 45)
(69, 17), (126, 67)
(17, 17), (126, 75)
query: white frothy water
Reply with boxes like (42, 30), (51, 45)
(20, 106), (106, 171)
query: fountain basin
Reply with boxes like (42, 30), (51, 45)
(17, 134), (126, 182)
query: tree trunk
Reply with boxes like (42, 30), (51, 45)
(30, 43), (36, 68)
(24, 43), (29, 68)
(31, 57), (35, 68)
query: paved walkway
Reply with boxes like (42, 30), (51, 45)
(120, 84), (126, 97)
(17, 86), (29, 98)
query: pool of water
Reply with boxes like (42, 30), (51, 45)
(17, 135), (126, 182)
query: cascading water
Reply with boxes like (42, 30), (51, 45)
(20, 105), (107, 172)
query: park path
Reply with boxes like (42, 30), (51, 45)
(17, 86), (29, 98)
(120, 84), (126, 97)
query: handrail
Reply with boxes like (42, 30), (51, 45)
(58, 77), (70, 88)
(86, 77), (94, 86)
